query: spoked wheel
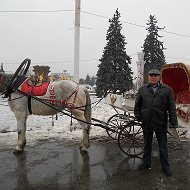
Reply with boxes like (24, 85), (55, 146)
(7, 58), (31, 88)
(106, 113), (133, 140)
(118, 121), (144, 157)
(4, 59), (31, 97)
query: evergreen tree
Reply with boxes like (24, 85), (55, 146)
(79, 78), (85, 84)
(96, 9), (133, 97)
(90, 76), (96, 86)
(79, 75), (95, 86)
(85, 74), (91, 85)
(142, 15), (166, 83)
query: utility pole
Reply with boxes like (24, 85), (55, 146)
(74, 0), (81, 82)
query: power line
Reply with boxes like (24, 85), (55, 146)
(1, 9), (190, 61)
(166, 56), (190, 61)
(2, 59), (99, 65)
(81, 10), (190, 38)
(161, 31), (190, 38)
(81, 10), (147, 28)
(2, 56), (190, 65)
(0, 9), (189, 38)
(129, 53), (190, 61)
(0, 9), (74, 13)
(81, 10), (109, 20)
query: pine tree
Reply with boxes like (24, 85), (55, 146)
(79, 75), (95, 86)
(79, 78), (85, 84)
(142, 15), (166, 83)
(85, 74), (91, 85)
(89, 76), (95, 86)
(96, 9), (133, 97)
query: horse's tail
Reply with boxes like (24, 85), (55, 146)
(83, 88), (91, 132)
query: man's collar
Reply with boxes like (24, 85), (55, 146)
(147, 81), (162, 87)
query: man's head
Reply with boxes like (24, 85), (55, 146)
(148, 69), (160, 85)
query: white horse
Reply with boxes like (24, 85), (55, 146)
(0, 70), (91, 153)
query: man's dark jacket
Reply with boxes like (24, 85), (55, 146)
(134, 82), (178, 132)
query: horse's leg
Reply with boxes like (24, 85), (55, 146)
(79, 120), (90, 152)
(76, 114), (90, 152)
(70, 88), (91, 151)
(79, 87), (91, 151)
(13, 112), (27, 154)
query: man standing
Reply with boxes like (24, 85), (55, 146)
(134, 69), (178, 176)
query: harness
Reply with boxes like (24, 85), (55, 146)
(27, 82), (81, 114)
(48, 82), (79, 109)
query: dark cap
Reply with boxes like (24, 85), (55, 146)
(148, 69), (160, 75)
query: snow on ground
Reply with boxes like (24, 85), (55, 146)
(0, 96), (120, 148)
(1, 95), (189, 149)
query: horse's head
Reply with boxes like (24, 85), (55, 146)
(0, 72), (6, 93)
(0, 72), (13, 94)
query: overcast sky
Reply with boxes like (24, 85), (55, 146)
(0, 0), (190, 78)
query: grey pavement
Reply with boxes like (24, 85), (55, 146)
(0, 137), (190, 190)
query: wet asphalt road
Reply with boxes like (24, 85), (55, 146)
(0, 138), (190, 190)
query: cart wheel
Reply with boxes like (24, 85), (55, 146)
(4, 59), (31, 98)
(7, 58), (31, 89)
(118, 121), (144, 156)
(106, 113), (132, 140)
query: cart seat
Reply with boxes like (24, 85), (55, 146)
(161, 63), (190, 104)
(176, 90), (190, 104)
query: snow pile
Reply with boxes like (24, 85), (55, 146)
(0, 97), (118, 148)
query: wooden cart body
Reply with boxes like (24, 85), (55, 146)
(161, 63), (190, 140)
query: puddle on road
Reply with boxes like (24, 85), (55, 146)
(0, 140), (189, 190)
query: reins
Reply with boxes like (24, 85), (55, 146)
(0, 91), (25, 101)
(0, 70), (115, 131)
(9, 87), (116, 132)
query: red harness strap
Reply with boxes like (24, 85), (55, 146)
(61, 83), (79, 110)
(49, 85), (57, 106)
(48, 82), (81, 111)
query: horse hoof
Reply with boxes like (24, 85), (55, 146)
(13, 149), (23, 154)
(80, 150), (89, 157)
(80, 149), (88, 153)
(79, 145), (88, 152)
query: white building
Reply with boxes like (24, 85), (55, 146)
(136, 52), (145, 90)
